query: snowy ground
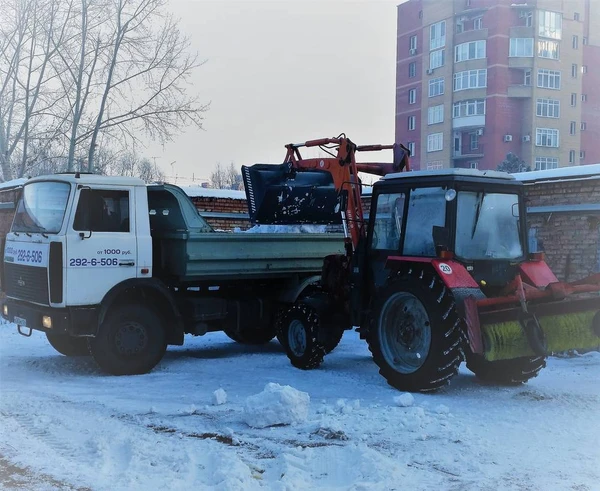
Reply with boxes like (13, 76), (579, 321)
(1, 325), (599, 491)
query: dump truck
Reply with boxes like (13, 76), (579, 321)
(243, 135), (600, 392)
(0, 174), (344, 374)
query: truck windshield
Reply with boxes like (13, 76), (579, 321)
(455, 191), (523, 260)
(11, 181), (71, 234)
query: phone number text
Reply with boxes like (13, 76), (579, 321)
(69, 257), (119, 267)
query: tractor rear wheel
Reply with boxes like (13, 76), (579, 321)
(367, 272), (463, 392)
(465, 353), (547, 385)
(277, 303), (326, 369)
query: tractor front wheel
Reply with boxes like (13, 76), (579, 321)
(465, 353), (547, 385)
(277, 303), (326, 370)
(367, 273), (463, 392)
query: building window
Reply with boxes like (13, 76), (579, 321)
(572, 64), (578, 78)
(428, 77), (445, 97)
(408, 115), (416, 131)
(571, 93), (577, 107)
(409, 62), (417, 78)
(470, 133), (479, 150)
(430, 49), (445, 69)
(536, 128), (559, 147)
(537, 69), (561, 89)
(453, 69), (487, 91)
(427, 132), (443, 152)
(569, 121), (576, 135)
(574, 12), (580, 21)
(582, 65), (588, 74)
(536, 98), (560, 118)
(410, 35), (418, 51)
(407, 142), (416, 157)
(583, 37), (588, 45)
(428, 104), (444, 125)
(474, 17), (483, 30)
(582, 94), (588, 102)
(426, 161), (444, 170)
(409, 88), (417, 104)
(524, 70), (532, 86)
(469, 161), (479, 169)
(569, 150), (576, 163)
(573, 35), (579, 49)
(510, 38), (534, 57)
(524, 11), (533, 27)
(537, 40), (559, 59)
(430, 21), (446, 50)
(455, 40), (486, 62)
(581, 122), (587, 131)
(453, 99), (486, 118)
(580, 150), (586, 159)
(456, 20), (464, 34)
(535, 157), (558, 170)
(539, 10), (562, 39)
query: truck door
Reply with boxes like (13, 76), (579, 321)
(65, 186), (138, 305)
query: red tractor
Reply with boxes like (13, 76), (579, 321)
(243, 135), (600, 392)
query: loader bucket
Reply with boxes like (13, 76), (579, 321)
(465, 295), (600, 361)
(242, 163), (343, 225)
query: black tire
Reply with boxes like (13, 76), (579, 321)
(465, 352), (547, 385)
(277, 303), (326, 370)
(46, 332), (90, 357)
(276, 322), (343, 355)
(89, 304), (166, 375)
(367, 272), (463, 392)
(224, 325), (276, 345)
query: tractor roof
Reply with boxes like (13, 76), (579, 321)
(381, 168), (515, 182)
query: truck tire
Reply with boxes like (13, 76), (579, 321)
(276, 324), (343, 354)
(46, 332), (89, 357)
(367, 273), (463, 392)
(465, 353), (547, 385)
(89, 304), (166, 375)
(277, 303), (326, 370)
(224, 326), (276, 345)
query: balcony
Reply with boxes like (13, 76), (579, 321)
(509, 26), (534, 38)
(453, 144), (485, 160)
(508, 56), (534, 68)
(455, 28), (489, 45)
(508, 84), (533, 98)
(452, 115), (485, 130)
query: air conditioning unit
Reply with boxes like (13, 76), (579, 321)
(504, 134), (513, 142)
(409, 48), (417, 55)
(476, 128), (484, 136)
(426, 68), (434, 75)
(522, 135), (531, 142)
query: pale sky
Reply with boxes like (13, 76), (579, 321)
(148, 0), (402, 184)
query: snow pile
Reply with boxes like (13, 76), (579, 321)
(212, 388), (227, 405)
(236, 224), (328, 234)
(243, 382), (310, 428)
(393, 392), (415, 407)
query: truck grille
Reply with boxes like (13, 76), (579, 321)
(4, 263), (49, 305)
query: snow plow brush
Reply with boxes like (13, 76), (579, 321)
(464, 273), (600, 361)
(242, 136), (410, 228)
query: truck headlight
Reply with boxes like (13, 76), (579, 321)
(42, 316), (52, 329)
(2, 305), (7, 316)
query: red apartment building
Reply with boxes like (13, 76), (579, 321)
(395, 0), (600, 171)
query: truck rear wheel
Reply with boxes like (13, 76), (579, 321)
(224, 326), (276, 345)
(367, 274), (463, 392)
(46, 332), (89, 357)
(278, 303), (326, 369)
(89, 304), (166, 375)
(465, 353), (547, 385)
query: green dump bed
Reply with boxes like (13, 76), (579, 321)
(147, 184), (344, 283)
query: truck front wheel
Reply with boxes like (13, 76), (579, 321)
(46, 332), (89, 357)
(89, 304), (166, 375)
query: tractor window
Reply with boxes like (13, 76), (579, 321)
(455, 191), (523, 260)
(403, 187), (447, 256)
(73, 189), (130, 232)
(371, 193), (405, 250)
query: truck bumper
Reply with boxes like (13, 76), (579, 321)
(1, 298), (98, 336)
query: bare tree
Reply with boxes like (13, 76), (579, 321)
(210, 161), (242, 189)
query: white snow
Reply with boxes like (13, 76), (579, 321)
(243, 383), (310, 428)
(212, 388), (228, 406)
(393, 392), (415, 407)
(513, 163), (600, 183)
(0, 325), (599, 490)
(235, 224), (328, 234)
(179, 185), (246, 199)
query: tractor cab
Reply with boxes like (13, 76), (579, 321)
(367, 168), (527, 292)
